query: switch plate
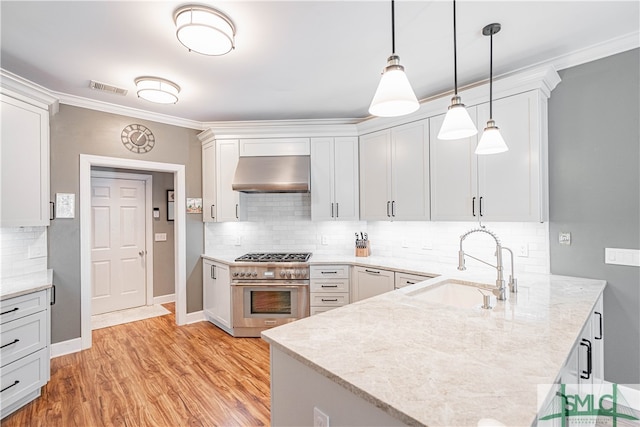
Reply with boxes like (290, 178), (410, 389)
(313, 407), (330, 427)
(559, 232), (571, 245)
(154, 233), (167, 242)
(518, 244), (529, 257)
(605, 248), (640, 267)
(153, 208), (160, 219)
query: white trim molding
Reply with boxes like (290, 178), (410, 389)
(154, 293), (176, 305)
(51, 337), (82, 358)
(185, 310), (205, 324)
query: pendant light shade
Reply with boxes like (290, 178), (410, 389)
(475, 23), (508, 155)
(174, 5), (235, 56)
(438, 0), (477, 140)
(369, 55), (420, 117)
(369, 1), (419, 117)
(135, 77), (180, 104)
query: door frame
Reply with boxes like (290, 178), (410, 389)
(80, 154), (186, 350)
(90, 170), (154, 309)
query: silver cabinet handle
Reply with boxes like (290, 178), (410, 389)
(331, 202), (334, 218)
(336, 203), (339, 218)
(386, 201), (391, 217)
(211, 264), (216, 280)
(391, 201), (396, 217)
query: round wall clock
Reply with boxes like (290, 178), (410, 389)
(121, 124), (155, 153)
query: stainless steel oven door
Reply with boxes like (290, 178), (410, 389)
(232, 283), (309, 329)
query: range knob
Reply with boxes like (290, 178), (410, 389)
(232, 272), (239, 278)
(280, 270), (286, 278)
(239, 272), (246, 277)
(251, 272), (257, 278)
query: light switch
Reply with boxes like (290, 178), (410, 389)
(605, 248), (640, 267)
(155, 233), (167, 242)
(153, 208), (160, 219)
(559, 232), (571, 245)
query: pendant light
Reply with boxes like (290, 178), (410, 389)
(369, 0), (419, 117)
(475, 23), (508, 155)
(438, 0), (477, 140)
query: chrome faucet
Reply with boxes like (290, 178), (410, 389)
(458, 228), (507, 301)
(501, 246), (518, 294)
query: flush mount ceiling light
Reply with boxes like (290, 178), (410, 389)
(475, 23), (508, 155)
(369, 0), (420, 117)
(135, 77), (180, 104)
(438, 0), (477, 140)
(174, 5), (235, 56)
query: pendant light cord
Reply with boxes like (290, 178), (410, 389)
(453, 0), (458, 95)
(391, 0), (396, 54)
(489, 29), (493, 119)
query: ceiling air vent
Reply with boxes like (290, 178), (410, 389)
(89, 80), (128, 96)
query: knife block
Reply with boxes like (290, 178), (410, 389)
(355, 241), (370, 257)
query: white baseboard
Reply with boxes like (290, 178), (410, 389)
(154, 293), (176, 305)
(186, 310), (205, 324)
(51, 337), (82, 358)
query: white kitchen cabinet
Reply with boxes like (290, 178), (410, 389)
(310, 265), (350, 315)
(203, 259), (232, 334)
(351, 266), (394, 302)
(430, 90), (547, 222)
(394, 271), (435, 289)
(201, 141), (217, 222)
(0, 288), (51, 418)
(201, 139), (240, 223)
(0, 93), (50, 227)
(310, 137), (359, 221)
(359, 120), (430, 221)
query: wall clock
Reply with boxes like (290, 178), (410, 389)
(121, 124), (155, 153)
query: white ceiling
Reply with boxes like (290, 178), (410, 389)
(1, 1), (638, 125)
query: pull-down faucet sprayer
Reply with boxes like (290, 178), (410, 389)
(458, 228), (507, 301)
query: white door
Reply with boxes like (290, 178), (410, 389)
(91, 177), (147, 315)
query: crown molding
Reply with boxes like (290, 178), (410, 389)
(0, 69), (59, 112)
(200, 118), (360, 140)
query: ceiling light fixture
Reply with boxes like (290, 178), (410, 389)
(368, 0), (419, 117)
(475, 23), (508, 155)
(174, 5), (235, 56)
(438, 0), (477, 140)
(135, 77), (180, 104)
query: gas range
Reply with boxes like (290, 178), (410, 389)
(231, 252), (312, 281)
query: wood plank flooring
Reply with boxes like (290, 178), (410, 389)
(2, 304), (272, 427)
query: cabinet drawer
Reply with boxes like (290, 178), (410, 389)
(0, 291), (48, 325)
(394, 272), (434, 289)
(310, 265), (350, 279)
(0, 348), (48, 410)
(310, 306), (339, 316)
(310, 278), (349, 293)
(1, 311), (47, 367)
(311, 293), (349, 307)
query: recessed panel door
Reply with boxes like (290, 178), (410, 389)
(91, 177), (146, 315)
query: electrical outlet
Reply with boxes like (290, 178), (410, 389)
(559, 232), (571, 246)
(27, 245), (46, 259)
(234, 236), (242, 246)
(421, 240), (433, 250)
(321, 235), (328, 245)
(401, 239), (409, 248)
(314, 407), (330, 427)
(518, 244), (529, 257)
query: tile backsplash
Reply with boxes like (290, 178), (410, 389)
(205, 193), (550, 275)
(0, 227), (48, 278)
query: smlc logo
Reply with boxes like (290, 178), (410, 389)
(538, 383), (640, 426)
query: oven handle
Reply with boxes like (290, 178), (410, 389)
(231, 282), (309, 288)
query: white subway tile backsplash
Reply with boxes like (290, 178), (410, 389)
(205, 194), (550, 274)
(0, 227), (48, 279)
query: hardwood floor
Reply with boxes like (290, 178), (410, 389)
(2, 304), (272, 427)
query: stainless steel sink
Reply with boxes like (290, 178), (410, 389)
(405, 278), (494, 309)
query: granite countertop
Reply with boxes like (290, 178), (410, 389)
(261, 269), (606, 426)
(1, 269), (53, 300)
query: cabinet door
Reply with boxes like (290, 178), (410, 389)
(591, 295), (604, 395)
(359, 130), (392, 220)
(0, 94), (49, 227)
(202, 142), (216, 222)
(310, 138), (334, 221)
(352, 266), (394, 302)
(429, 112), (478, 221)
(391, 120), (430, 220)
(203, 260), (231, 329)
(476, 92), (544, 221)
(216, 140), (240, 222)
(333, 137), (359, 221)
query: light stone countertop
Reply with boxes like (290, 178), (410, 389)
(260, 269), (606, 426)
(0, 269), (53, 300)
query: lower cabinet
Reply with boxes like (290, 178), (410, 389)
(351, 266), (394, 303)
(203, 259), (232, 334)
(310, 265), (350, 315)
(0, 288), (51, 419)
(394, 272), (434, 290)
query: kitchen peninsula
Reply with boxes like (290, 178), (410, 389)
(261, 263), (605, 426)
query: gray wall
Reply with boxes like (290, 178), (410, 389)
(548, 48), (640, 385)
(48, 105), (203, 344)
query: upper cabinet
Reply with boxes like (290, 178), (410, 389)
(310, 137), (359, 221)
(430, 90), (548, 222)
(0, 93), (50, 227)
(359, 120), (430, 221)
(201, 138), (240, 223)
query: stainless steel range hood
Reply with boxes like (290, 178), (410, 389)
(232, 155), (310, 193)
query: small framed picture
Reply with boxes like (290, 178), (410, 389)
(167, 190), (175, 221)
(186, 198), (203, 214)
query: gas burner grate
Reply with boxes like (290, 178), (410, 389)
(235, 252), (312, 262)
